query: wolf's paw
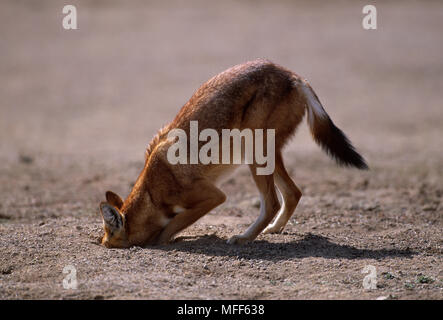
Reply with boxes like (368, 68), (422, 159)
(227, 234), (251, 245)
(263, 224), (284, 234)
(156, 234), (172, 246)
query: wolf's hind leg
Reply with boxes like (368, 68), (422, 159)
(263, 153), (302, 234)
(227, 165), (280, 244)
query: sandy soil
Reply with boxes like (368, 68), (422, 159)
(0, 0), (441, 299)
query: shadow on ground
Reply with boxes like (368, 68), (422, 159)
(154, 233), (415, 262)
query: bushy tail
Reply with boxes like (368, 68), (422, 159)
(296, 78), (368, 170)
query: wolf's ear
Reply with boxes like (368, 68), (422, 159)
(105, 190), (123, 210)
(100, 202), (123, 232)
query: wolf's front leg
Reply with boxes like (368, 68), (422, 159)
(156, 180), (226, 245)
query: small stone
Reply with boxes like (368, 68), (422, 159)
(19, 154), (34, 164)
(1, 266), (13, 275)
(251, 197), (261, 208)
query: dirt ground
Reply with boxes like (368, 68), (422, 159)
(0, 0), (441, 300)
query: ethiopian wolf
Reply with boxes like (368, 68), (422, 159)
(99, 59), (368, 248)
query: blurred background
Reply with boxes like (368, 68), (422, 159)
(1, 0), (441, 162)
(1, 0), (442, 210)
